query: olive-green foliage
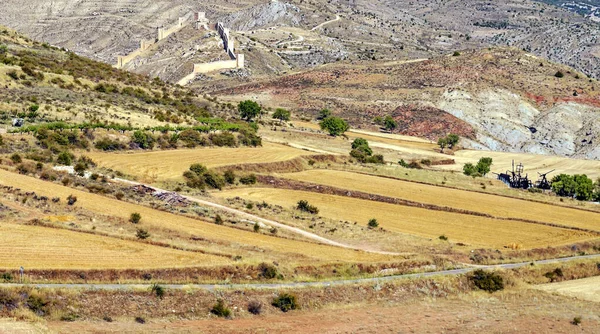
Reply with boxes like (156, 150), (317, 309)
(272, 293), (299, 312)
(150, 283), (165, 299)
(129, 212), (142, 224)
(94, 137), (126, 151)
(237, 128), (262, 147)
(368, 218), (379, 228)
(259, 263), (280, 279)
(214, 214), (224, 225)
(223, 170), (236, 184)
(136, 228), (150, 240)
(273, 108), (291, 121)
(209, 132), (237, 147)
(10, 153), (22, 164)
(383, 115), (397, 131)
(238, 100), (261, 121)
(183, 164), (224, 190)
(210, 299), (231, 318)
(320, 117), (349, 136)
(317, 109), (331, 120)
(131, 130), (155, 150)
(297, 200), (319, 214)
(349, 138), (384, 164)
(178, 129), (207, 148)
(57, 151), (74, 165)
(463, 157), (492, 177)
(469, 269), (504, 292)
(239, 174), (257, 185)
(551, 174), (595, 201)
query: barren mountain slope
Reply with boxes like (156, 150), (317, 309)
(215, 48), (600, 159)
(1, 0), (600, 81)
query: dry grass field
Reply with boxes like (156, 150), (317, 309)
(535, 276), (600, 303)
(442, 149), (600, 179)
(0, 169), (394, 265)
(0, 223), (225, 269)
(214, 188), (596, 249)
(86, 142), (313, 182)
(281, 170), (600, 231)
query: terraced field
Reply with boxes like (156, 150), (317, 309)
(214, 188), (596, 249)
(0, 223), (226, 269)
(86, 142), (313, 182)
(0, 169), (393, 265)
(281, 170), (600, 231)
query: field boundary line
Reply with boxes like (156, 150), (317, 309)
(2, 254), (599, 291)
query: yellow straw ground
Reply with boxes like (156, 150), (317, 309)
(214, 188), (596, 250)
(0, 223), (227, 269)
(0, 169), (393, 264)
(86, 142), (313, 182)
(281, 170), (600, 231)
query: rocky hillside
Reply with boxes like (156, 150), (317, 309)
(216, 48), (600, 160)
(1, 0), (600, 82)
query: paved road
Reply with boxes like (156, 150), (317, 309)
(2, 254), (599, 291)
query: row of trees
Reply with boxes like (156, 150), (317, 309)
(463, 157), (493, 177)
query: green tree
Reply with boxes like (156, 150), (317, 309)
(463, 163), (477, 176)
(57, 151), (74, 165)
(320, 117), (349, 136)
(446, 134), (460, 148)
(238, 100), (261, 121)
(437, 137), (448, 153)
(551, 174), (577, 197)
(272, 108), (291, 122)
(131, 130), (155, 149)
(574, 174), (594, 201)
(476, 157), (493, 176)
(368, 218), (379, 228)
(129, 212), (142, 224)
(383, 115), (397, 131)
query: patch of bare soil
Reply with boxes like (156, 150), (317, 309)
(48, 290), (600, 333)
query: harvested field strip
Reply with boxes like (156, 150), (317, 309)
(86, 142), (313, 182)
(0, 223), (227, 269)
(0, 170), (394, 264)
(214, 188), (596, 250)
(281, 170), (600, 231)
(346, 132), (437, 151)
(535, 276), (600, 303)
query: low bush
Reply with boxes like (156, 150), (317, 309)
(223, 170), (236, 184)
(67, 195), (77, 205)
(239, 174), (257, 185)
(272, 293), (299, 312)
(211, 299), (231, 318)
(297, 200), (319, 214)
(469, 269), (504, 292)
(136, 228), (150, 240)
(10, 153), (22, 164)
(259, 263), (279, 279)
(214, 214), (224, 225)
(151, 283), (165, 299)
(368, 218), (379, 228)
(94, 137), (126, 151)
(247, 300), (262, 315)
(129, 212), (142, 224)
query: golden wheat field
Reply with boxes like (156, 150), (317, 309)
(0, 170), (393, 264)
(281, 170), (600, 231)
(441, 150), (600, 179)
(536, 276), (600, 303)
(0, 223), (226, 269)
(86, 142), (312, 182)
(214, 188), (596, 249)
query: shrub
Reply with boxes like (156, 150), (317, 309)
(211, 299), (232, 318)
(469, 269), (504, 292)
(237, 128), (262, 147)
(247, 300), (262, 315)
(544, 268), (564, 282)
(320, 116), (349, 136)
(10, 153), (22, 164)
(272, 293), (298, 312)
(135, 316), (146, 324)
(383, 115), (397, 131)
(136, 228), (150, 240)
(74, 161), (87, 176)
(26, 295), (49, 316)
(103, 316), (113, 322)
(214, 214), (224, 225)
(57, 151), (74, 165)
(203, 171), (225, 190)
(453, 51), (461, 56)
(131, 130), (155, 149)
(253, 223), (260, 233)
(209, 132), (237, 147)
(67, 195), (77, 206)
(1, 272), (13, 282)
(555, 71), (564, 78)
(223, 170), (236, 184)
(368, 218), (379, 228)
(297, 200), (319, 214)
(439, 235), (448, 241)
(239, 174), (257, 185)
(317, 108), (331, 120)
(95, 137), (125, 151)
(273, 108), (291, 121)
(115, 192), (125, 200)
(151, 283), (165, 299)
(129, 212), (142, 224)
(572, 317), (582, 326)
